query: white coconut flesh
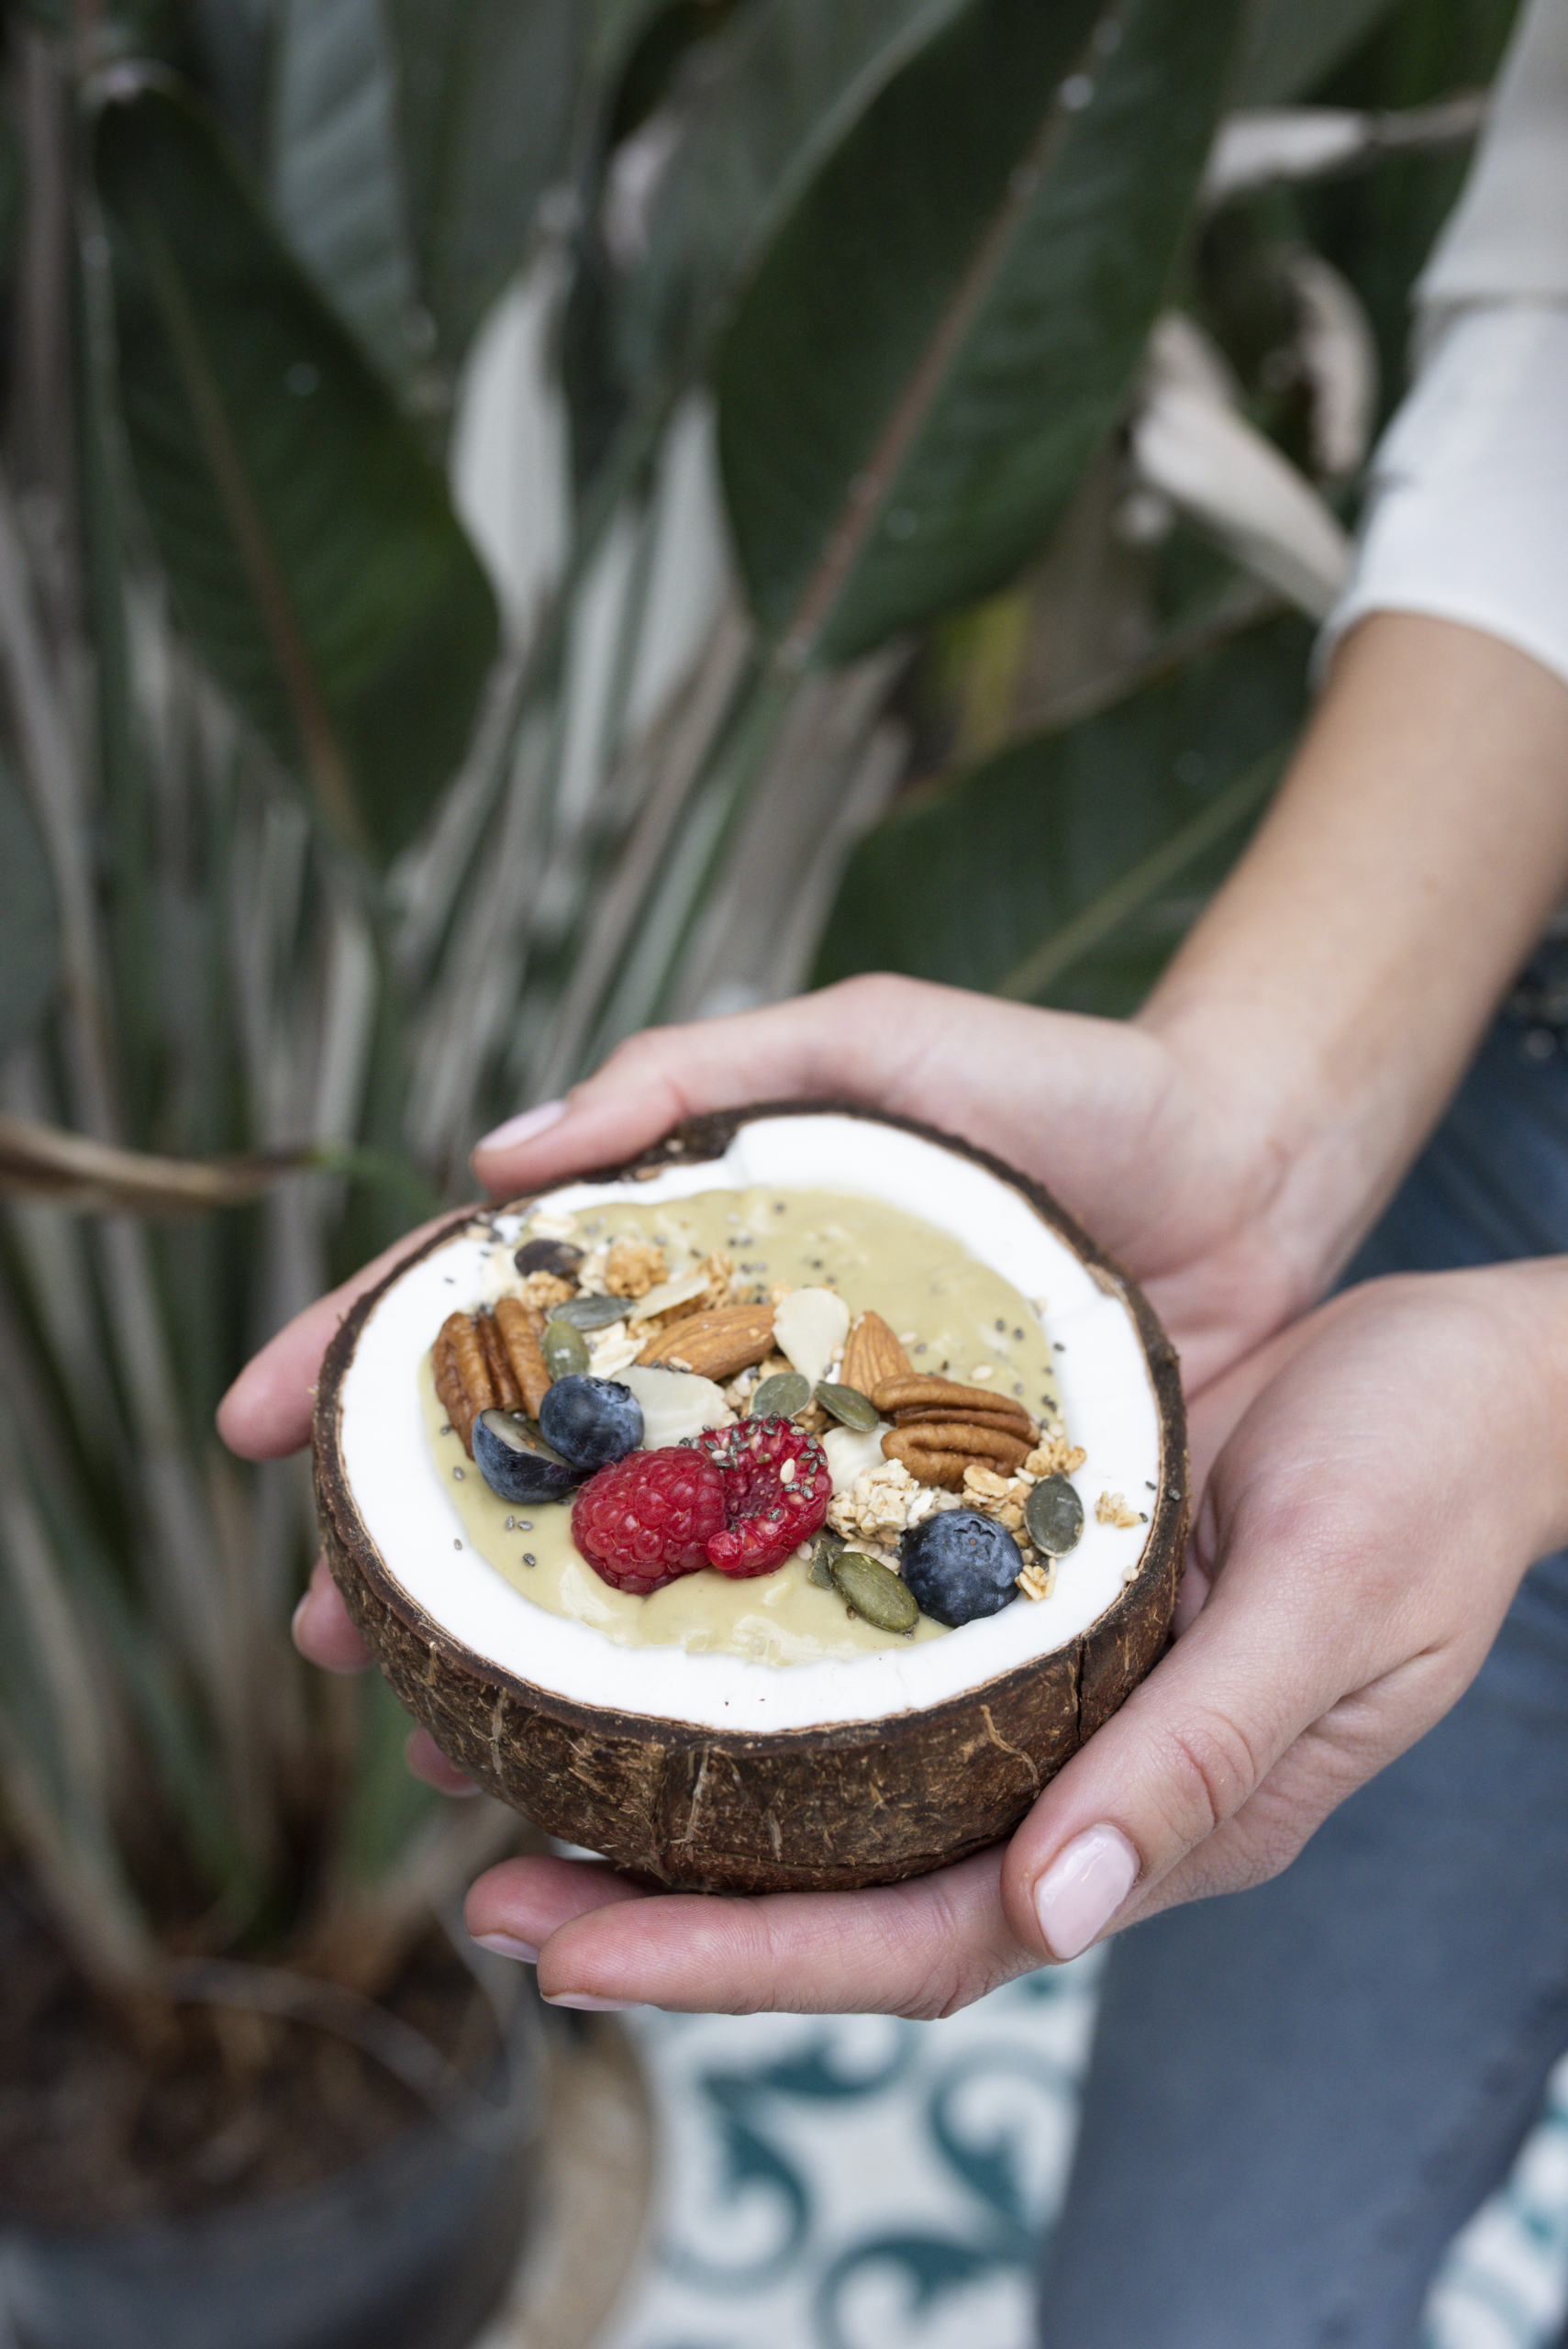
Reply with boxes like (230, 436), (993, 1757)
(336, 1115), (1163, 1737)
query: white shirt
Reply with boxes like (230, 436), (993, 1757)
(1322, 0), (1568, 689)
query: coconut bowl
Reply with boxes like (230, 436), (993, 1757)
(313, 1104), (1187, 1893)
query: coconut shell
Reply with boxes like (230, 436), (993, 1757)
(313, 1101), (1186, 1893)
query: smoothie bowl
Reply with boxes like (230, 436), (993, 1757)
(313, 1104), (1187, 1892)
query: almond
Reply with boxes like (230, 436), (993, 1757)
(841, 1311), (913, 1397)
(637, 1301), (775, 1380)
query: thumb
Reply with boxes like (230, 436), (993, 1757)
(469, 975), (926, 1198)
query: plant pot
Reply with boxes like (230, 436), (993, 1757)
(0, 1979), (546, 2349)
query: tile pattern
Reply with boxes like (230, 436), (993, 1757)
(592, 1972), (1568, 2349)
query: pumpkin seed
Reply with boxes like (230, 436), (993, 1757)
(1025, 1474), (1084, 1555)
(548, 1293), (631, 1331)
(752, 1370), (811, 1419)
(830, 1549), (918, 1633)
(542, 1319), (591, 1380)
(815, 1381), (880, 1431)
(807, 1530), (845, 1590)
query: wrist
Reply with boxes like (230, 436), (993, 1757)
(1133, 985), (1383, 1316)
(1476, 1258), (1568, 1560)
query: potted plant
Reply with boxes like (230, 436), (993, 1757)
(0, 0), (1497, 2338)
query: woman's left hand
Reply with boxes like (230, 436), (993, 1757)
(462, 1260), (1568, 2013)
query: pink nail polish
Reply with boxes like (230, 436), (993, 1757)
(474, 1099), (567, 1154)
(471, 1932), (540, 1964)
(540, 1991), (638, 2012)
(1033, 1824), (1140, 1960)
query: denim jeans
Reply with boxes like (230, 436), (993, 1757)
(1037, 934), (1568, 2349)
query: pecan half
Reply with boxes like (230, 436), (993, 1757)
(434, 1311), (492, 1453)
(494, 1295), (550, 1416)
(871, 1371), (1031, 1427)
(892, 1402), (1036, 1436)
(879, 1436), (985, 1491)
(883, 1421), (1031, 1476)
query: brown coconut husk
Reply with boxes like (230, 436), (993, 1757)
(314, 1103), (1187, 1894)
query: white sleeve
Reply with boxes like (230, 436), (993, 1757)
(1318, 0), (1568, 692)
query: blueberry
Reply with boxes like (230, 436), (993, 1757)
(539, 1375), (644, 1473)
(899, 1510), (1022, 1627)
(473, 1410), (583, 1505)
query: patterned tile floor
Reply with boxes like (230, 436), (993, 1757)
(593, 1961), (1568, 2349)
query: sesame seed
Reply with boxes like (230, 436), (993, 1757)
(518, 1520), (533, 1531)
(972, 1364), (994, 1380)
(523, 1552), (537, 1565)
(453, 1539), (462, 1550)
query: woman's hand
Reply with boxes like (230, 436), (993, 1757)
(458, 1261), (1568, 2014)
(221, 971), (1330, 1490)
(224, 970), (1338, 1700)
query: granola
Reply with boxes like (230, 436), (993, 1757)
(1095, 1489), (1141, 1529)
(604, 1238), (668, 1298)
(432, 1190), (1104, 1610)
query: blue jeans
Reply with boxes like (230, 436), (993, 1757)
(1037, 936), (1568, 2349)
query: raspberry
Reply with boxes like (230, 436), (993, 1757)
(695, 1417), (832, 1578)
(572, 1447), (728, 1596)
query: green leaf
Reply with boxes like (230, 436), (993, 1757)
(268, 0), (417, 385)
(717, 0), (1249, 665)
(384, 0), (585, 362)
(814, 613), (1312, 1015)
(619, 0), (975, 393)
(93, 74), (498, 863)
(1236, 0), (1400, 105)
(0, 753), (60, 1059)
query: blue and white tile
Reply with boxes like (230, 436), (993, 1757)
(595, 1973), (1568, 2349)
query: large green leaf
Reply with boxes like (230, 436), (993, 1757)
(0, 754), (60, 1058)
(268, 0), (417, 386)
(717, 0), (1248, 665)
(814, 613), (1312, 1015)
(384, 0), (584, 362)
(618, 0), (974, 393)
(1236, 0), (1400, 104)
(94, 76), (498, 862)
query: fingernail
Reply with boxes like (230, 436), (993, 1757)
(474, 1099), (567, 1154)
(471, 1932), (540, 1965)
(1033, 1824), (1140, 1961)
(540, 1991), (638, 2011)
